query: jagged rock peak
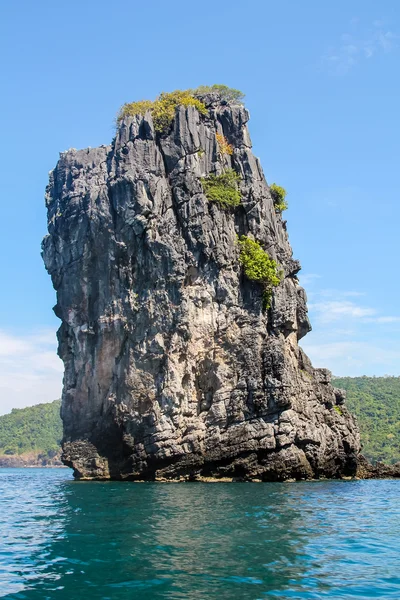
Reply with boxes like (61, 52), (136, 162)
(42, 86), (360, 481)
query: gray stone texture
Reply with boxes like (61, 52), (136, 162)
(42, 93), (360, 480)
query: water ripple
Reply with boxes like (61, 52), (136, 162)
(0, 469), (399, 599)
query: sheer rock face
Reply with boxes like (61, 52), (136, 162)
(42, 94), (360, 480)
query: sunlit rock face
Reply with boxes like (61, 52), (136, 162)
(42, 93), (360, 480)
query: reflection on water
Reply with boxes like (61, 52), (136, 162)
(0, 469), (399, 599)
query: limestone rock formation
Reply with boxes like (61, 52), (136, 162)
(42, 91), (360, 480)
(356, 456), (400, 479)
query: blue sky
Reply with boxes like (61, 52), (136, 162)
(1, 0), (399, 413)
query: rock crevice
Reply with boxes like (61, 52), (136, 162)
(43, 92), (360, 480)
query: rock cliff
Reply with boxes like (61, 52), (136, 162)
(42, 90), (360, 480)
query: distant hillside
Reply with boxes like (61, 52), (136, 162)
(0, 400), (62, 466)
(334, 377), (400, 464)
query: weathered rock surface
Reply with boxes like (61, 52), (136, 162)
(0, 452), (64, 468)
(356, 455), (400, 479)
(42, 92), (361, 480)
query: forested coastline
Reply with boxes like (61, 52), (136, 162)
(0, 400), (63, 467)
(334, 377), (400, 464)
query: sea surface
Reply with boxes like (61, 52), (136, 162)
(0, 469), (399, 599)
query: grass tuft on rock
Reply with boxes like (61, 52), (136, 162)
(192, 84), (245, 103)
(238, 235), (283, 309)
(201, 169), (241, 208)
(216, 133), (233, 155)
(270, 183), (288, 213)
(117, 90), (207, 133)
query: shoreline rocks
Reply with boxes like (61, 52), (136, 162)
(0, 452), (64, 468)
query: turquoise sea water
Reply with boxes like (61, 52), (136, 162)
(0, 469), (399, 599)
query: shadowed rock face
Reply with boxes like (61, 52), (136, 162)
(42, 93), (360, 480)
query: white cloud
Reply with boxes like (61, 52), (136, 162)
(308, 300), (376, 323)
(302, 283), (400, 375)
(377, 30), (397, 52)
(319, 290), (365, 298)
(321, 21), (398, 74)
(0, 329), (63, 416)
(306, 288), (400, 326)
(298, 273), (322, 286)
(365, 316), (400, 324)
(301, 339), (400, 376)
(332, 328), (356, 337)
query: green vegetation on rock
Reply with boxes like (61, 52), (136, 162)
(216, 132), (233, 155)
(201, 169), (241, 208)
(270, 183), (288, 213)
(117, 90), (207, 133)
(191, 84), (245, 103)
(334, 376), (400, 464)
(0, 400), (62, 457)
(238, 235), (283, 308)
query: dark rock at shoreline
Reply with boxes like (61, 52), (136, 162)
(42, 91), (361, 481)
(0, 452), (64, 468)
(357, 455), (400, 479)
